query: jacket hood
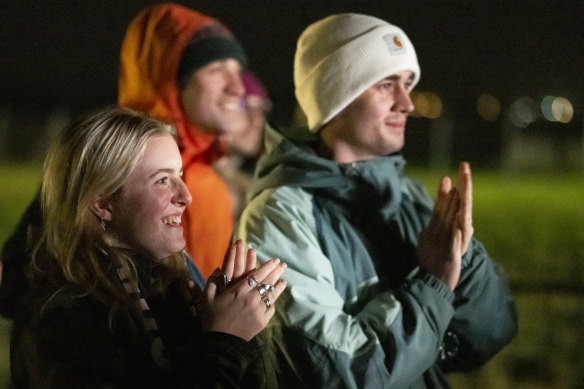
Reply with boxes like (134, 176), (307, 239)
(118, 3), (226, 166)
(250, 125), (406, 217)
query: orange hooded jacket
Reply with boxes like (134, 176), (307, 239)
(118, 3), (234, 279)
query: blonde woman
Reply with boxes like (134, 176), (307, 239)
(11, 107), (286, 388)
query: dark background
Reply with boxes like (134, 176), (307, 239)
(1, 0), (583, 166)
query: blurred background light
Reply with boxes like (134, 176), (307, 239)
(476, 94), (501, 121)
(540, 95), (556, 122)
(411, 91), (442, 119)
(508, 96), (537, 128)
(551, 96), (573, 123)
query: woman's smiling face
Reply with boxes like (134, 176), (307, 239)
(107, 135), (192, 260)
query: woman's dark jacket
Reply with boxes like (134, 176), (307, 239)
(10, 252), (275, 388)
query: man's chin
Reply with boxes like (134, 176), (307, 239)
(219, 122), (251, 139)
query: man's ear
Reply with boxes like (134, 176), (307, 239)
(89, 197), (113, 222)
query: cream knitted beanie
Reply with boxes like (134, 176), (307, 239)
(294, 13), (420, 132)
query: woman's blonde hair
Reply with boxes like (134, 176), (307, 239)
(32, 106), (186, 302)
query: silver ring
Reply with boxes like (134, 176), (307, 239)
(247, 275), (258, 288)
(257, 285), (267, 296)
(261, 295), (271, 308)
(257, 283), (274, 295)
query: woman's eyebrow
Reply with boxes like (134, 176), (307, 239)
(148, 168), (175, 179)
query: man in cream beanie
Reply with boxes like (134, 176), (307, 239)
(294, 13), (420, 132)
(238, 13), (517, 388)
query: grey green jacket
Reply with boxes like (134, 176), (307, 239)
(236, 125), (517, 388)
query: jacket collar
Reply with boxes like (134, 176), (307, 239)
(251, 125), (406, 217)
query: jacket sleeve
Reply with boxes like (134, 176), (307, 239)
(440, 238), (518, 371)
(237, 187), (457, 388)
(180, 332), (260, 388)
(403, 178), (518, 371)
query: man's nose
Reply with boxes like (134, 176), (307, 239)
(394, 84), (414, 113)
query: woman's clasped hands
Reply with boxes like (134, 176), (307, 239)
(192, 239), (287, 341)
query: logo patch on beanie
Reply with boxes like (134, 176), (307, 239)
(384, 34), (407, 55)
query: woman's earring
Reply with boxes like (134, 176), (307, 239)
(100, 217), (106, 231)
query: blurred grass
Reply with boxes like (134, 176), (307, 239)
(0, 163), (583, 388)
(0, 162), (42, 389)
(0, 163), (42, 249)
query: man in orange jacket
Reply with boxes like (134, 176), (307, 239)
(119, 3), (252, 278)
